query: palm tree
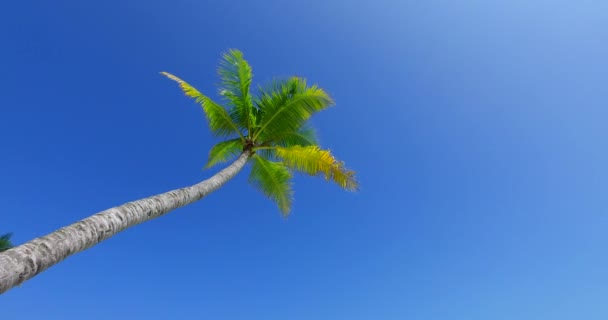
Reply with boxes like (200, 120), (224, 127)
(0, 233), (13, 252)
(0, 50), (357, 294)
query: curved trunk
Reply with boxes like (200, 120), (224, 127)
(0, 151), (251, 294)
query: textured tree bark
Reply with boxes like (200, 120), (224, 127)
(0, 151), (251, 295)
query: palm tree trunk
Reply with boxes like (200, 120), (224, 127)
(0, 151), (251, 294)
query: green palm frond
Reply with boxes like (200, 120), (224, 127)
(254, 77), (303, 113)
(272, 146), (358, 191)
(0, 233), (13, 252)
(253, 78), (333, 141)
(161, 72), (244, 140)
(267, 126), (319, 147)
(255, 148), (277, 161)
(218, 49), (255, 134)
(205, 138), (244, 169)
(249, 155), (293, 215)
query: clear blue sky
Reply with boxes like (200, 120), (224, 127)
(2, 0), (607, 318)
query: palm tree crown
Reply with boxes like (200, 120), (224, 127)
(162, 49), (357, 215)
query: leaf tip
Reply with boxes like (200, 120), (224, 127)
(160, 71), (183, 83)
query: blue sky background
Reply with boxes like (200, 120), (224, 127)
(1, 0), (607, 319)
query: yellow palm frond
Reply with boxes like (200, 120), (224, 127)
(273, 146), (358, 191)
(161, 72), (244, 140)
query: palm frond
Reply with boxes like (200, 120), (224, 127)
(253, 78), (333, 141)
(273, 146), (358, 191)
(267, 126), (319, 147)
(253, 78), (301, 113)
(249, 155), (293, 215)
(255, 148), (277, 160)
(0, 233), (13, 252)
(218, 49), (255, 134)
(205, 138), (244, 169)
(161, 72), (244, 140)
